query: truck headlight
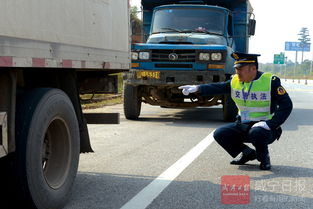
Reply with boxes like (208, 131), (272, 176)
(131, 52), (139, 60)
(211, 53), (222, 61)
(199, 53), (210, 61)
(139, 52), (150, 60)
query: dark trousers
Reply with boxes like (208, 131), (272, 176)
(213, 122), (278, 162)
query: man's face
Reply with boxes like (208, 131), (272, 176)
(235, 64), (256, 82)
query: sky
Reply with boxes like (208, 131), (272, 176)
(130, 0), (313, 63)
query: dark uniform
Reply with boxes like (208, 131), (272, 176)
(198, 59), (293, 170)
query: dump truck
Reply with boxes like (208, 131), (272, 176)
(124, 0), (256, 121)
(0, 0), (129, 208)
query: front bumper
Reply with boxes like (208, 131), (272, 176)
(124, 69), (226, 86)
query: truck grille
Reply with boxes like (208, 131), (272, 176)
(155, 64), (193, 68)
(151, 50), (196, 62)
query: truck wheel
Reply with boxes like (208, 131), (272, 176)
(223, 94), (238, 122)
(15, 88), (80, 209)
(124, 84), (141, 119)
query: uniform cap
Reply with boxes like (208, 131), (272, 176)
(231, 52), (260, 68)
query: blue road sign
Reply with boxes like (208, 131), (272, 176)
(285, 42), (311, 51)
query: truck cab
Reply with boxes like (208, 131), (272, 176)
(124, 0), (255, 121)
(135, 4), (234, 73)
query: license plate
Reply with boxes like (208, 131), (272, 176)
(136, 71), (160, 79)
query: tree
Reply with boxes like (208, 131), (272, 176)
(130, 6), (143, 43)
(130, 6), (139, 19)
(298, 27), (311, 63)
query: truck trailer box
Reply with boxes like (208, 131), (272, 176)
(0, 0), (130, 69)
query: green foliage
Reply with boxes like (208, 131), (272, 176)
(298, 27), (311, 63)
(130, 6), (139, 19)
(298, 27), (311, 47)
(130, 6), (142, 25)
(130, 6), (143, 42)
(259, 60), (313, 79)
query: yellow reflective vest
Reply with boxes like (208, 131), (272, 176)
(230, 72), (273, 121)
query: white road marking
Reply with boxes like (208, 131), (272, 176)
(120, 131), (215, 209)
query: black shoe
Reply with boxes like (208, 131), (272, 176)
(230, 150), (257, 165)
(260, 156), (271, 170)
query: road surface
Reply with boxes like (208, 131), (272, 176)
(66, 80), (313, 209)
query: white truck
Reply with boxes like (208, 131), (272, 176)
(0, 0), (130, 208)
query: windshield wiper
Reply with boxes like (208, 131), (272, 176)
(180, 29), (222, 36)
(157, 27), (183, 33)
(152, 28), (222, 36)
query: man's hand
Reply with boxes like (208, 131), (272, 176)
(251, 121), (271, 130)
(178, 85), (199, 96)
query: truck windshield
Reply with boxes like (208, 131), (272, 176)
(151, 8), (226, 35)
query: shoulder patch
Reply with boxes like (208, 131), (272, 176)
(277, 86), (286, 95)
(232, 53), (239, 60)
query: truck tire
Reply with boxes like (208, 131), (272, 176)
(15, 88), (80, 209)
(124, 84), (141, 119)
(223, 94), (238, 122)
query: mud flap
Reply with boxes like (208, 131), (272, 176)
(0, 112), (8, 158)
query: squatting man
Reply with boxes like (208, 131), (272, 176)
(179, 52), (293, 170)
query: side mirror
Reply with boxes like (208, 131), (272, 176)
(248, 19), (256, 36)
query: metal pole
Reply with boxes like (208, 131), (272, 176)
(293, 51), (298, 82)
(307, 52), (312, 85)
(305, 52), (308, 85)
(298, 51), (300, 84)
(310, 52), (313, 75)
(302, 49), (307, 85)
(285, 56), (287, 82)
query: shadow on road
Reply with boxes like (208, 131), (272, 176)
(135, 106), (312, 132)
(136, 107), (227, 126)
(65, 169), (313, 209)
(239, 164), (313, 179)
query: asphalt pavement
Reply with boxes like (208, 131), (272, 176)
(65, 80), (313, 209)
